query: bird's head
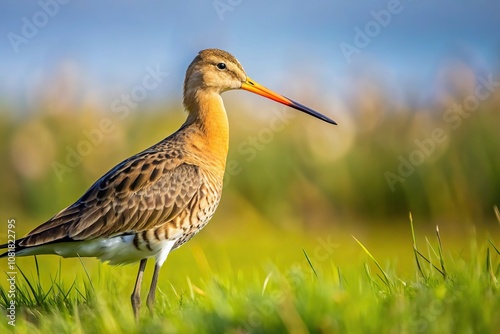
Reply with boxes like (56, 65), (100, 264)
(184, 48), (246, 98)
(184, 49), (336, 125)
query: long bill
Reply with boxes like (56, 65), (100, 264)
(241, 77), (337, 125)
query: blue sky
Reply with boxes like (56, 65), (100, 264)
(1, 0), (499, 110)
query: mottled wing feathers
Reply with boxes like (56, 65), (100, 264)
(20, 151), (201, 247)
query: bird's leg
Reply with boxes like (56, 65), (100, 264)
(146, 262), (161, 314)
(131, 259), (147, 322)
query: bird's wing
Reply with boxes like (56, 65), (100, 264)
(20, 151), (201, 247)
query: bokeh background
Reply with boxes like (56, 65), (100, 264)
(1, 1), (499, 282)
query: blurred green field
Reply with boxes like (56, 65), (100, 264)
(0, 64), (499, 332)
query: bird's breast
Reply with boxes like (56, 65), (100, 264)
(170, 168), (223, 249)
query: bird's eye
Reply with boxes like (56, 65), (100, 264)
(216, 63), (226, 70)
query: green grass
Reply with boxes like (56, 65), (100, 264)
(1, 220), (499, 333)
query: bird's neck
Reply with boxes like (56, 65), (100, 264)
(184, 90), (229, 172)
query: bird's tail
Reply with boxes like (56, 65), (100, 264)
(0, 238), (26, 258)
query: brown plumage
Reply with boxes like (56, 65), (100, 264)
(0, 49), (336, 319)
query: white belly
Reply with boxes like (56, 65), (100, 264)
(17, 235), (177, 266)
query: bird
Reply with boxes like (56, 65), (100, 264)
(0, 49), (336, 320)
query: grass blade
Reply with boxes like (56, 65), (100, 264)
(337, 266), (346, 289)
(16, 265), (40, 304)
(77, 255), (95, 293)
(409, 212), (426, 278)
(353, 236), (392, 289)
(485, 248), (499, 285)
(415, 249), (446, 277)
(488, 239), (500, 256)
(262, 272), (272, 295)
(436, 225), (447, 279)
(303, 249), (318, 279)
